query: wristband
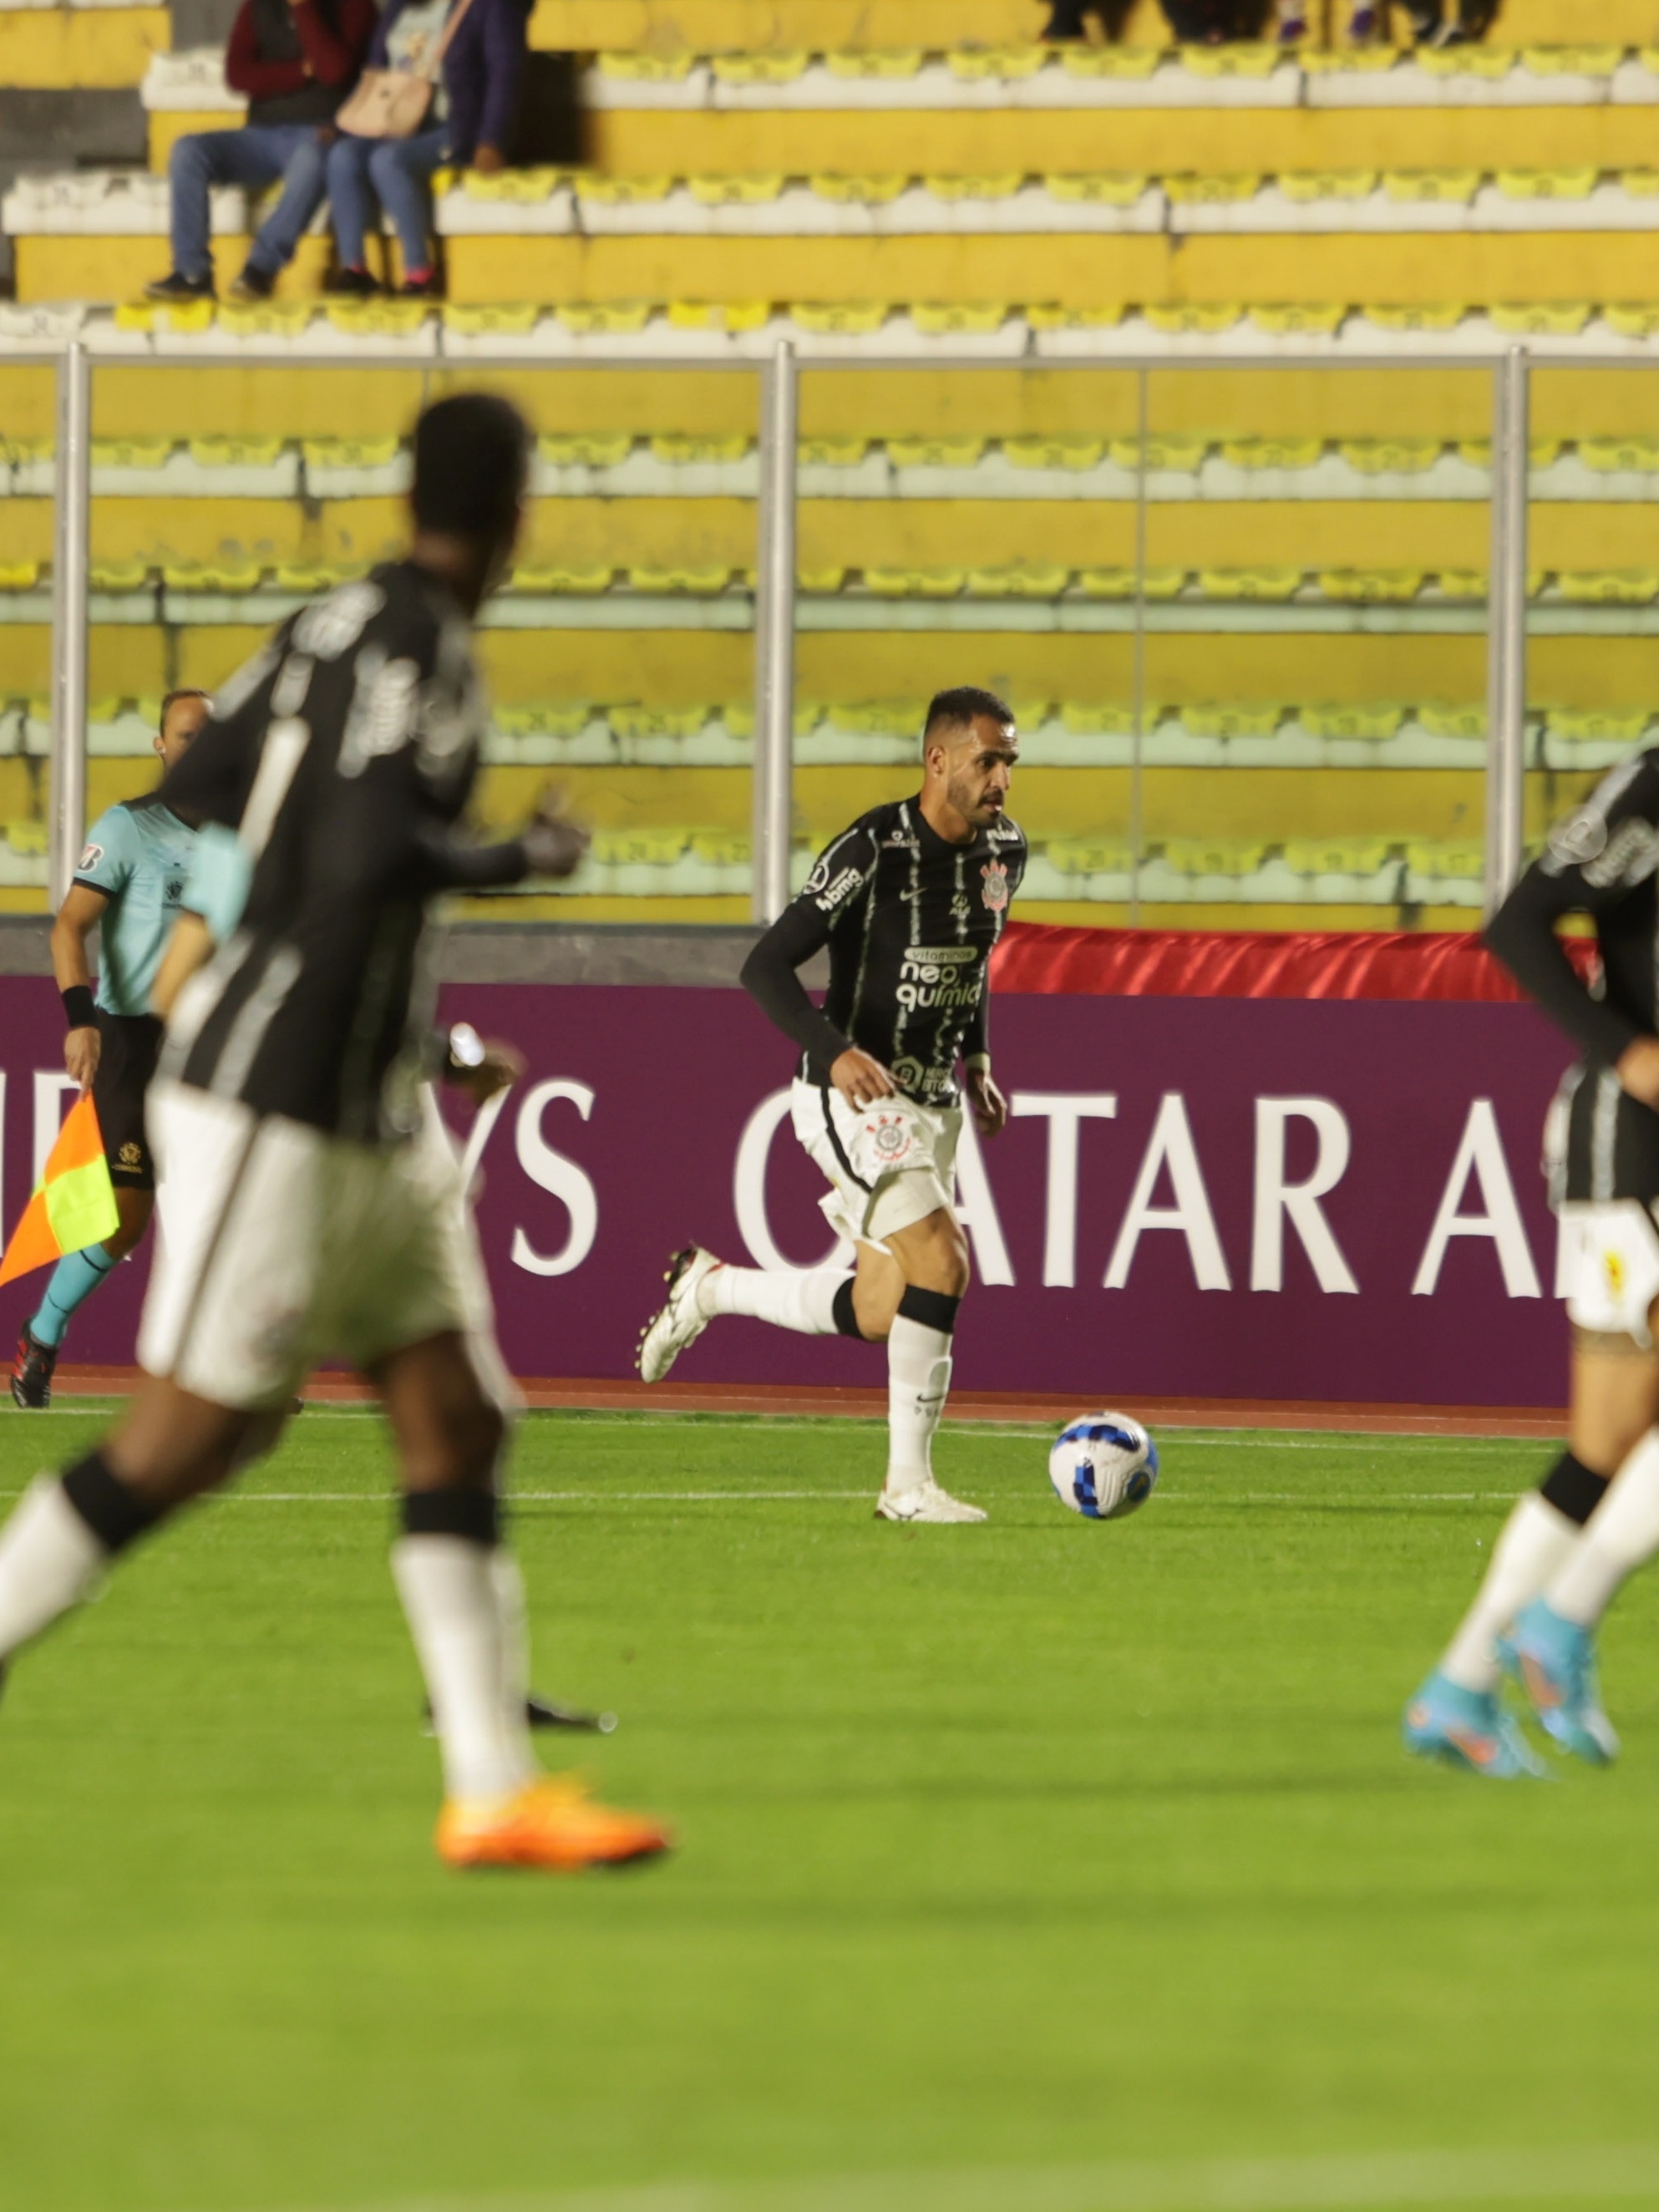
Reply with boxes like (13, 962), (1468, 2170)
(62, 986), (96, 1031)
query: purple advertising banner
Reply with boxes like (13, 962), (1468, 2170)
(0, 977), (1580, 1408)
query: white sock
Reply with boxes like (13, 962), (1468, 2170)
(392, 1536), (535, 1805)
(0, 1478), (109, 1661)
(885, 1314), (953, 1494)
(1547, 1430), (1659, 1631)
(701, 1263), (851, 1337)
(489, 1548), (530, 1728)
(1439, 1491), (1581, 1692)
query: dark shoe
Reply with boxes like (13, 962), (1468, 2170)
(327, 266), (381, 297)
(143, 269), (215, 304)
(228, 261), (276, 303)
(11, 1326), (57, 1409)
(398, 271), (443, 299)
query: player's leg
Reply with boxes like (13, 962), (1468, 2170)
(13, 1187), (153, 1408)
(1504, 1327), (1659, 1763)
(377, 1330), (670, 1871)
(870, 1201), (981, 1524)
(0, 1374), (259, 1678)
(637, 1243), (861, 1380)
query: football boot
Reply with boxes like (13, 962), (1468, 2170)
(436, 1774), (672, 1871)
(875, 1479), (987, 1525)
(636, 1246), (722, 1382)
(11, 1327), (58, 1410)
(1402, 1669), (1546, 1778)
(1503, 1601), (1620, 1766)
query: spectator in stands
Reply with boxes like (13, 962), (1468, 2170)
(324, 0), (526, 299)
(145, 0), (376, 305)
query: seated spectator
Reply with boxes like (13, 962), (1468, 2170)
(325, 0), (525, 299)
(146, 0), (376, 304)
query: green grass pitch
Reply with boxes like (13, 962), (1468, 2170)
(3, 1403), (1659, 2212)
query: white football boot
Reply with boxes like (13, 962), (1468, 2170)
(875, 1479), (987, 1525)
(636, 1246), (723, 1382)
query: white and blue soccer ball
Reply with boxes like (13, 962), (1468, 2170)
(1048, 1413), (1159, 1520)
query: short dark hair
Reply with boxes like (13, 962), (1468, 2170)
(411, 392), (531, 543)
(922, 686), (1016, 746)
(160, 687), (209, 733)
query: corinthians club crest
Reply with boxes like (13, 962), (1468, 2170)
(980, 858), (1010, 912)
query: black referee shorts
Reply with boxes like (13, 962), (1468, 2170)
(1548, 1063), (1659, 1207)
(91, 1011), (164, 1191)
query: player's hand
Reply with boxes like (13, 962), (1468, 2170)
(65, 1024), (99, 1092)
(520, 792), (591, 880)
(965, 1064), (1007, 1138)
(447, 1033), (523, 1105)
(831, 1048), (895, 1111)
(1617, 1035), (1659, 1109)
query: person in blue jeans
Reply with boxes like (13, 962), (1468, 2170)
(326, 0), (525, 297)
(147, 0), (377, 304)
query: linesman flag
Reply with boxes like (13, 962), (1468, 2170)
(0, 1094), (119, 1287)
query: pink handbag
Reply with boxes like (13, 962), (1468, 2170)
(334, 0), (476, 140)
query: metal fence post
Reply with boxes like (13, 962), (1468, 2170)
(751, 337), (798, 925)
(1484, 342), (1529, 917)
(49, 338), (91, 916)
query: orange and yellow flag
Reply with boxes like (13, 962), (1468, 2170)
(0, 1093), (119, 1288)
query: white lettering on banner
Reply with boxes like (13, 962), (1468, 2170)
(1103, 1093), (1231, 1291)
(1251, 1098), (1359, 1295)
(953, 1113), (1014, 1286)
(510, 1079), (599, 1278)
(734, 1090), (851, 1272)
(1412, 1098), (1542, 1298)
(1008, 1092), (1119, 1288)
(33, 1070), (79, 1192)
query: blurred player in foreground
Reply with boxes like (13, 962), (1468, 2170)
(637, 687), (1025, 1522)
(1408, 753), (1659, 1776)
(12, 690), (209, 1407)
(0, 392), (671, 1872)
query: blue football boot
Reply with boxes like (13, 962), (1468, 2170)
(1403, 1669), (1546, 1778)
(1501, 1601), (1620, 1767)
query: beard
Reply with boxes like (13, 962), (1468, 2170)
(946, 773), (997, 824)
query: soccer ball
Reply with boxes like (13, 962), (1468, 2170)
(1048, 1413), (1159, 1520)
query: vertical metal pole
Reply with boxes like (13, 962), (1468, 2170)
(751, 337), (798, 925)
(49, 338), (91, 916)
(1484, 342), (1528, 917)
(1129, 367), (1149, 929)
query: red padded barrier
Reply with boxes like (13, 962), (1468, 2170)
(991, 924), (1597, 1002)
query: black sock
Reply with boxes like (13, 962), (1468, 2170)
(1540, 1450), (1610, 1528)
(897, 1284), (961, 1336)
(400, 1487), (500, 1545)
(831, 1278), (865, 1341)
(60, 1450), (162, 1555)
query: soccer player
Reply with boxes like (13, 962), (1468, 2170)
(637, 687), (1025, 1523)
(1406, 753), (1659, 1777)
(0, 392), (670, 1872)
(11, 691), (211, 1408)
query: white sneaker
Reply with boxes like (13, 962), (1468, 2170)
(636, 1246), (722, 1382)
(875, 1479), (987, 1525)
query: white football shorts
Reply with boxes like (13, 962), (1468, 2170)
(790, 1077), (961, 1251)
(1555, 1202), (1659, 1347)
(139, 1076), (515, 1412)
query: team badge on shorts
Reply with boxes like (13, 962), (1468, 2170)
(1607, 1249), (1627, 1301)
(863, 1112), (919, 1168)
(981, 859), (1009, 911)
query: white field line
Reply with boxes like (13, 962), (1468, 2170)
(2, 1405), (1543, 1452)
(265, 2141), (1659, 2212)
(0, 1489), (1525, 1506)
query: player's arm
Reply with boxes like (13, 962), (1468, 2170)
(51, 882), (110, 1090)
(960, 989), (1007, 1138)
(1486, 758), (1659, 1101)
(739, 829), (893, 1109)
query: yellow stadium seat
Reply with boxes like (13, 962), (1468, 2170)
(495, 704), (593, 738)
(1164, 175), (1262, 204)
(799, 437), (868, 464)
(1364, 306), (1471, 331)
(711, 53), (809, 81)
(650, 434), (751, 464)
(627, 566), (735, 593)
(1340, 439), (1443, 474)
(1279, 174), (1378, 202)
(1436, 571), (1487, 601)
(272, 563), (345, 593)
(1025, 306), (1125, 330)
(946, 46), (1047, 79)
(1578, 437), (1659, 473)
(911, 305), (1011, 334)
(462, 168), (565, 201)
(596, 53), (693, 79)
(967, 565), (1070, 598)
(863, 568), (966, 596)
(1319, 571), (1424, 603)
(1282, 837), (1397, 875)
(1184, 704), (1282, 738)
(1556, 572), (1659, 604)
(510, 564), (614, 593)
(1178, 43), (1278, 78)
(558, 303), (652, 334)
(1059, 703), (1134, 734)
(7, 820), (48, 858)
(810, 175), (907, 204)
(539, 434), (634, 468)
(592, 830), (690, 866)
(1199, 569), (1302, 601)
(322, 302), (427, 337)
(304, 436), (402, 469)
(190, 436), (286, 469)
(576, 175), (672, 203)
(0, 565), (42, 592)
(444, 304), (541, 336)
(1520, 46), (1621, 74)
(888, 436), (987, 467)
(1606, 305), (1659, 339)
(218, 302), (321, 340)
(1492, 304), (1594, 335)
(163, 559), (263, 591)
(925, 175), (1023, 200)
(1382, 172), (1480, 203)
(1220, 438), (1323, 471)
(1161, 838), (1268, 875)
(792, 304), (890, 334)
(1004, 437), (1106, 471)
(611, 706), (712, 738)
(688, 175), (786, 204)
(1547, 708), (1651, 744)
(824, 52), (925, 77)
(1251, 306), (1346, 335)
(688, 830), (751, 866)
(92, 437), (174, 470)
(1044, 175), (1149, 205)
(1143, 305), (1243, 335)
(1058, 47), (1159, 78)
(1301, 704), (1408, 741)
(667, 302), (769, 331)
(1408, 839), (1484, 879)
(1495, 168), (1598, 200)
(1077, 567), (1185, 599)
(1418, 705), (1485, 739)
(1048, 840), (1134, 875)
(90, 561), (150, 592)
(1108, 435), (1209, 470)
(1418, 45), (1512, 78)
(799, 567), (849, 592)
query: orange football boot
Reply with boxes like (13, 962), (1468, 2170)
(435, 1774), (672, 1872)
